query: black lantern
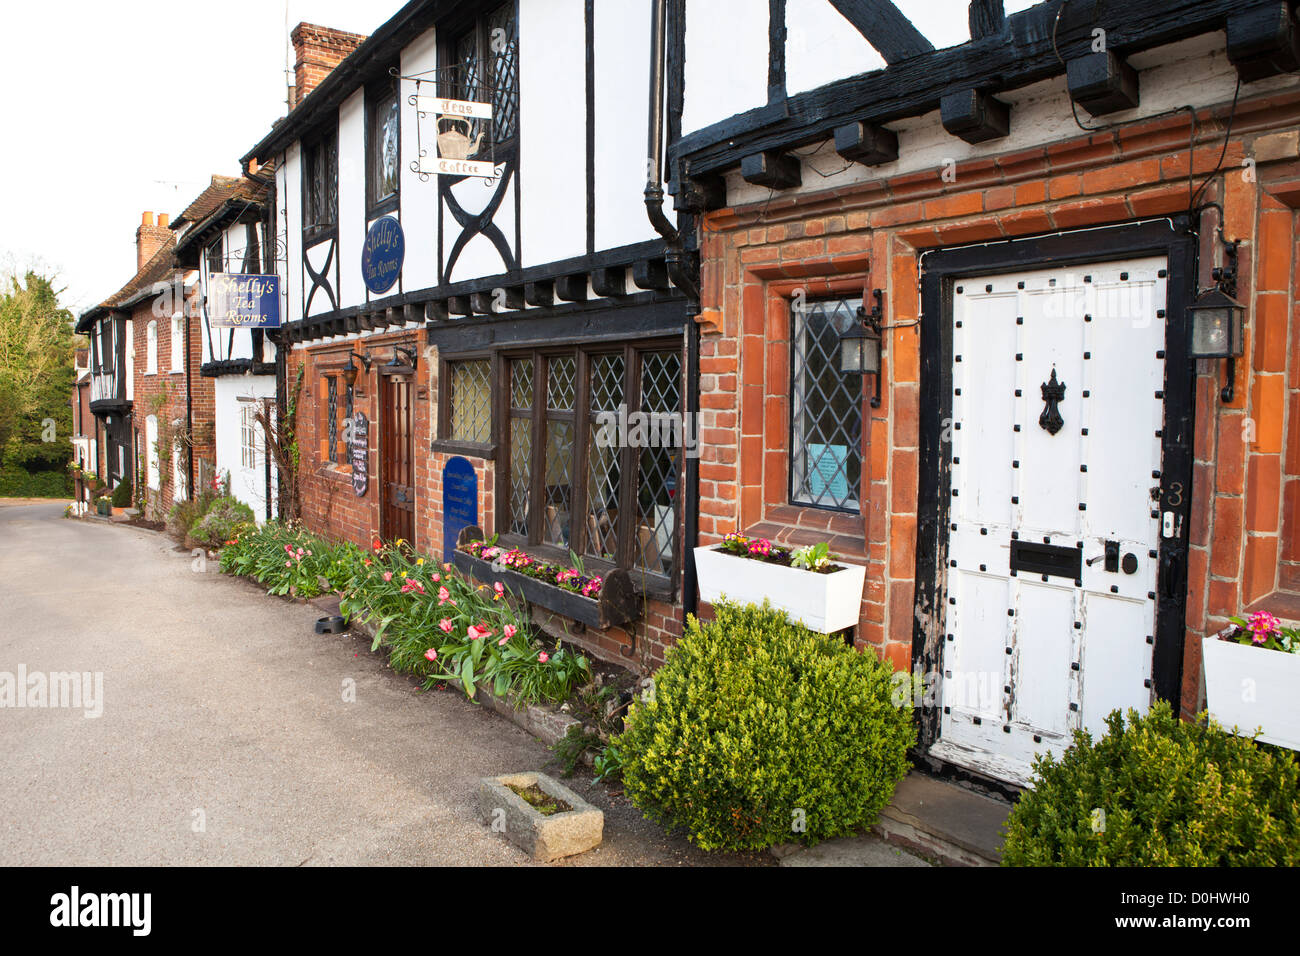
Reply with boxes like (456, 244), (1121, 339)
(840, 289), (884, 407)
(342, 351), (372, 389)
(1189, 231), (1246, 402)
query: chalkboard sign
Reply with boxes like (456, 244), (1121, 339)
(442, 456), (478, 561)
(350, 413), (369, 497)
(361, 216), (405, 295)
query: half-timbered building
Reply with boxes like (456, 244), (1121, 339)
(242, 1), (696, 666)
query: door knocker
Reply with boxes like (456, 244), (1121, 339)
(1039, 368), (1066, 435)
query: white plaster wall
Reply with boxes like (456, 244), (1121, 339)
(785, 0), (885, 95)
(214, 375), (279, 522)
(594, 0), (662, 250)
(280, 145), (303, 325)
(519, 0), (588, 266)
(681, 0), (769, 135)
(339, 90), (366, 309)
(400, 25), (442, 293)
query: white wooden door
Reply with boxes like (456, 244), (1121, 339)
(930, 257), (1168, 786)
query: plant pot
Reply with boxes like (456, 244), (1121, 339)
(96, 500), (111, 516)
(693, 545), (867, 633)
(478, 772), (603, 862)
(1203, 636), (1300, 751)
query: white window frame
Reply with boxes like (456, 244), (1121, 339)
(170, 314), (184, 373)
(146, 320), (158, 375)
(145, 415), (160, 490)
(240, 403), (258, 470)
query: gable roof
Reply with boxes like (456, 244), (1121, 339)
(172, 174), (270, 257)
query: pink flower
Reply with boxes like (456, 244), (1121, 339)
(439, 618), (454, 633)
(538, 651), (549, 663)
(498, 635), (510, 646)
(438, 586), (451, 604)
(383, 571), (393, 582)
(284, 544), (292, 554)
(401, 578), (425, 595)
(503, 624), (517, 639)
(494, 582), (505, 596)
(467, 624), (493, 641)
(424, 648), (437, 662)
(285, 560), (292, 567)
(306, 549), (312, 557)
(431, 573), (440, 582)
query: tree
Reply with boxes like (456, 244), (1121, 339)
(0, 271), (77, 479)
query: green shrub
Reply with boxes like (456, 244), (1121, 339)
(617, 600), (915, 852)
(1001, 703), (1300, 866)
(0, 465), (71, 497)
(110, 479), (132, 508)
(191, 496), (256, 547)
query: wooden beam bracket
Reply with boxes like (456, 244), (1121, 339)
(740, 150), (801, 189)
(1227, 3), (1300, 83)
(940, 89), (1010, 144)
(1067, 51), (1139, 116)
(833, 120), (900, 166)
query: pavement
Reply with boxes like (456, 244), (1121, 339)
(0, 500), (779, 866)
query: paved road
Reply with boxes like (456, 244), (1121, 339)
(0, 501), (767, 866)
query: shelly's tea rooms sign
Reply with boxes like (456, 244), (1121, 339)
(208, 274), (281, 328)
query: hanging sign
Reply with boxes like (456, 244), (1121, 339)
(350, 413), (369, 497)
(414, 95), (498, 178)
(208, 274), (280, 328)
(361, 216), (405, 295)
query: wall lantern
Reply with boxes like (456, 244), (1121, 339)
(386, 345), (418, 371)
(839, 289), (884, 408)
(342, 351), (372, 389)
(1188, 233), (1245, 402)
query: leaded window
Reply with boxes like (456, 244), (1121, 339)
(445, 1), (518, 152)
(326, 376), (339, 464)
(368, 84), (400, 209)
(449, 359), (491, 444)
(206, 238), (223, 277)
(499, 342), (684, 586)
(303, 130), (338, 241)
(791, 297), (863, 511)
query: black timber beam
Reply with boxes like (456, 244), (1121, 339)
(968, 0), (1006, 40)
(740, 150), (801, 189)
(675, 174), (727, 212)
(524, 281), (554, 307)
(1067, 51), (1140, 116)
(470, 290), (501, 315)
(425, 300), (449, 322)
(447, 295), (473, 316)
(834, 121), (900, 165)
(829, 0), (934, 64)
(673, 0), (1266, 177)
(941, 89), (1010, 144)
(1227, 3), (1300, 82)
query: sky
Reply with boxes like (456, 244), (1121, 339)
(0, 0), (1041, 317)
(0, 0), (407, 316)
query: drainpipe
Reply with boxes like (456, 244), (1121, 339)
(645, 0), (701, 622)
(185, 279), (195, 498)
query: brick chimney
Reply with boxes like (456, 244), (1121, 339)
(136, 212), (171, 271)
(290, 22), (367, 109)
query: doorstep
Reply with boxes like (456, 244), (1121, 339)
(771, 772), (1010, 867)
(873, 772), (1011, 866)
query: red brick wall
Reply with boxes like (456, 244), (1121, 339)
(291, 23), (366, 109)
(130, 288), (213, 519)
(694, 87), (1300, 719)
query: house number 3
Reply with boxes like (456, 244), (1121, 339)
(1165, 482), (1184, 508)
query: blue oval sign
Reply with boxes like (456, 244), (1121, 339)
(362, 216), (404, 295)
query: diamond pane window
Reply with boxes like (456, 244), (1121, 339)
(369, 88), (400, 206)
(548, 355), (576, 411)
(449, 360), (491, 444)
(585, 354), (625, 561)
(486, 1), (518, 143)
(635, 351), (682, 575)
(326, 376), (339, 464)
(508, 358), (534, 536)
(791, 297), (863, 511)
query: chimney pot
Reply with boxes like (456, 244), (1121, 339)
(158, 213), (170, 229)
(142, 211), (154, 227)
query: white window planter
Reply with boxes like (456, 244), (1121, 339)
(1203, 636), (1300, 751)
(693, 545), (867, 633)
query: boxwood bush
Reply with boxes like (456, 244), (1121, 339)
(191, 496), (256, 547)
(1002, 703), (1300, 866)
(617, 600), (915, 851)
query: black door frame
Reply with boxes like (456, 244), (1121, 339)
(911, 217), (1198, 785)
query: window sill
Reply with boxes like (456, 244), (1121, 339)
(748, 504), (868, 563)
(431, 439), (496, 461)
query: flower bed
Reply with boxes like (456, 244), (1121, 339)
(219, 522), (591, 705)
(454, 527), (639, 631)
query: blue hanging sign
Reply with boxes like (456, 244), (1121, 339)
(362, 216), (405, 295)
(208, 274), (280, 328)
